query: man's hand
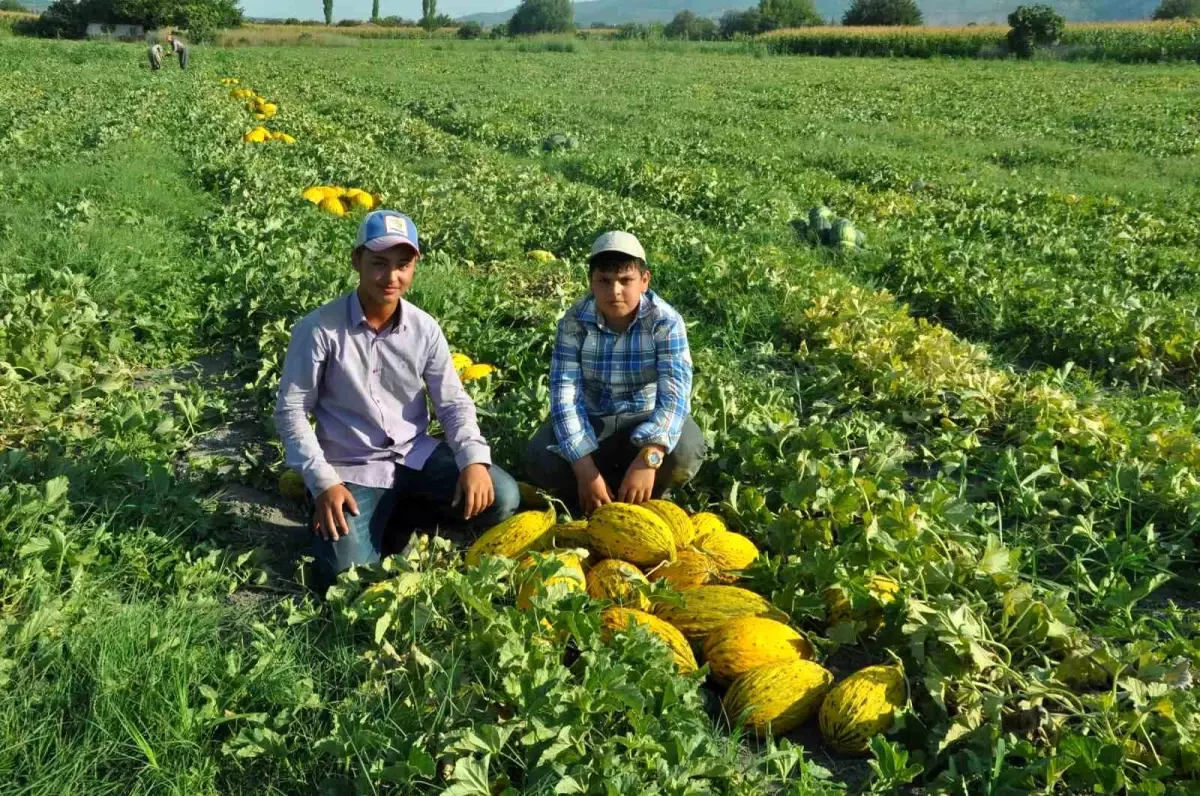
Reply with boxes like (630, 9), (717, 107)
(618, 446), (663, 505)
(314, 483), (359, 542)
(573, 455), (613, 515)
(454, 463), (495, 521)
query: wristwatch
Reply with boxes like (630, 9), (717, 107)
(641, 447), (665, 470)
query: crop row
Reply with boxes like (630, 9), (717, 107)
(206, 54), (1199, 788)
(303, 46), (1200, 388)
(764, 20), (1200, 62)
(217, 46), (1200, 766)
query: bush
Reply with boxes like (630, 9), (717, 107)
(719, 0), (819, 38)
(719, 9), (764, 37)
(758, 0), (822, 28)
(1152, 0), (1200, 18)
(0, 0), (29, 11)
(489, 21), (508, 38)
(336, 18), (363, 26)
(17, 0), (242, 39)
(15, 0), (85, 37)
(664, 10), (718, 40)
(182, 2), (239, 42)
(842, 0), (924, 25)
(508, 0), (572, 34)
(1006, 4), (1065, 57)
(377, 15), (415, 26)
(614, 22), (649, 39)
(457, 20), (482, 38)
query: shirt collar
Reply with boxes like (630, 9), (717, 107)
(579, 292), (654, 330)
(349, 291), (404, 333)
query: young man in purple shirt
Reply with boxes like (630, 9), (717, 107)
(525, 231), (706, 515)
(275, 210), (520, 585)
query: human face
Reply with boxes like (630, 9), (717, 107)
(353, 244), (418, 308)
(590, 264), (650, 328)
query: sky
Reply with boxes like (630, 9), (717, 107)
(239, 0), (513, 20)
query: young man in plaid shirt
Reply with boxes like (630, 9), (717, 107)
(526, 232), (706, 514)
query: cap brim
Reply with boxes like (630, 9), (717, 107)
(364, 236), (420, 254)
(589, 247), (645, 263)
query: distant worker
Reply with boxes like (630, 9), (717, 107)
(166, 32), (188, 69)
(148, 42), (164, 71)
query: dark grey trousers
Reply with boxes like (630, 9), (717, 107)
(525, 412), (706, 511)
(178, 47), (188, 69)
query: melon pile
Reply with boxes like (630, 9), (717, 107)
(464, 498), (908, 754)
(225, 81), (297, 147)
(243, 127), (296, 145)
(229, 87), (278, 119)
(301, 186), (379, 216)
(801, 205), (867, 251)
(451, 352), (497, 383)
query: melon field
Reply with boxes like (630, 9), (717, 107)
(2, 32), (1199, 795)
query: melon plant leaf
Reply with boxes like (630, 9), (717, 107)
(442, 754), (493, 796)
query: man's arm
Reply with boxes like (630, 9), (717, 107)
(423, 327), (491, 470)
(550, 315), (613, 512)
(549, 315), (599, 464)
(274, 321), (340, 497)
(275, 320), (363, 540)
(630, 313), (693, 453)
(423, 328), (496, 519)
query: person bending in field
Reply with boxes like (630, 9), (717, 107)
(526, 231), (705, 514)
(275, 210), (520, 588)
(167, 33), (188, 69)
(148, 42), (164, 71)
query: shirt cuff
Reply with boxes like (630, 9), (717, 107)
(630, 421), (674, 453)
(304, 463), (343, 497)
(554, 433), (599, 464)
(454, 442), (493, 471)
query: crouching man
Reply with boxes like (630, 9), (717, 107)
(148, 42), (164, 71)
(275, 210), (520, 587)
(526, 231), (706, 514)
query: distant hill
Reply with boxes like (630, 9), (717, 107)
(461, 0), (1160, 27)
(462, 0), (741, 27)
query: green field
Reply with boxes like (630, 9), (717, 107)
(1, 33), (1199, 794)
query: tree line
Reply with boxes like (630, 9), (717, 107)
(10, 0), (1198, 42)
(12, 0), (240, 39)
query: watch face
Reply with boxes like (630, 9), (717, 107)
(646, 450), (664, 468)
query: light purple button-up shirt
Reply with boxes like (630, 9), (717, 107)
(274, 291), (491, 496)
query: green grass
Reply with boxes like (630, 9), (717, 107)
(2, 137), (213, 304)
(0, 599), (339, 795)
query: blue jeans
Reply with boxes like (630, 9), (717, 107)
(312, 443), (520, 586)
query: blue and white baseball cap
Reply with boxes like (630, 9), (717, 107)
(354, 210), (420, 254)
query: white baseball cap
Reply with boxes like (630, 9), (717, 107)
(590, 231), (646, 264)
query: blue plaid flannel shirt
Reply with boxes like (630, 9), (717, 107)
(549, 291), (693, 463)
